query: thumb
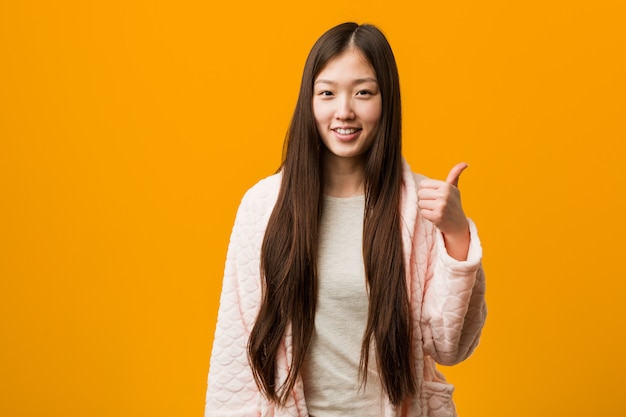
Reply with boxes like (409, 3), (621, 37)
(445, 162), (469, 187)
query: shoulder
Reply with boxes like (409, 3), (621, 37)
(241, 172), (281, 202)
(250, 171), (282, 191)
(235, 172), (282, 221)
(401, 158), (429, 190)
(412, 172), (428, 187)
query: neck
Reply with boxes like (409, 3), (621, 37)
(322, 153), (366, 198)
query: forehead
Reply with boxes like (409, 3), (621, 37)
(315, 48), (377, 82)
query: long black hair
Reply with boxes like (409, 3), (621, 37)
(248, 22), (416, 406)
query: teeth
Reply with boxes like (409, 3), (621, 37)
(335, 128), (358, 134)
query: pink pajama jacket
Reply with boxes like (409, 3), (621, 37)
(205, 160), (487, 417)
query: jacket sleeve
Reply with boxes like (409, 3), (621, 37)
(205, 192), (265, 416)
(420, 218), (487, 366)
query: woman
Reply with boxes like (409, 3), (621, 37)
(205, 22), (486, 417)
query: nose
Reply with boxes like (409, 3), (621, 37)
(335, 95), (355, 120)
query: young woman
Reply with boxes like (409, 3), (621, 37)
(205, 22), (486, 417)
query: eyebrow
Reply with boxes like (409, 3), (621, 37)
(314, 77), (378, 86)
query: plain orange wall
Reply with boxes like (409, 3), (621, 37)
(1, 1), (625, 416)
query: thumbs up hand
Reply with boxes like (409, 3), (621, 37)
(444, 162), (467, 188)
(417, 163), (471, 260)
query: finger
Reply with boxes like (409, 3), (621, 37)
(418, 179), (443, 190)
(417, 200), (439, 212)
(418, 207), (442, 225)
(417, 188), (441, 202)
(445, 162), (469, 187)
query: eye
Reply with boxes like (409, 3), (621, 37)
(318, 90), (334, 97)
(356, 90), (373, 96)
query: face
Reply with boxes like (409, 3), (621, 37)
(313, 48), (382, 166)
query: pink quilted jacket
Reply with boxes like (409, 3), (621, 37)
(205, 160), (486, 417)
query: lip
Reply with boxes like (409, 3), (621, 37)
(331, 126), (362, 141)
(332, 126), (361, 132)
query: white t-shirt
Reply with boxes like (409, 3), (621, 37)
(301, 195), (384, 417)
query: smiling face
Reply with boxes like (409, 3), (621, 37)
(313, 48), (382, 167)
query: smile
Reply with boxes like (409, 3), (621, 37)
(333, 128), (360, 135)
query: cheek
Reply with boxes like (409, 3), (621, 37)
(312, 101), (331, 126)
(363, 102), (382, 126)
(355, 95), (381, 120)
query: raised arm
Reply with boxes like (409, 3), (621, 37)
(420, 221), (486, 365)
(416, 163), (487, 364)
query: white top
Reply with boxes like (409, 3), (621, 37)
(301, 195), (384, 417)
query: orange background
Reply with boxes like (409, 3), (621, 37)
(1, 1), (625, 416)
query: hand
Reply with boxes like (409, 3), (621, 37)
(418, 163), (470, 259)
